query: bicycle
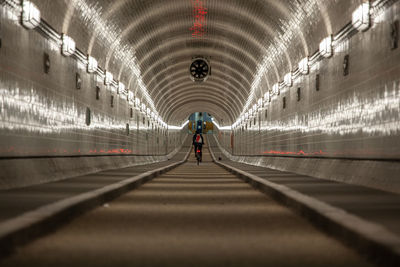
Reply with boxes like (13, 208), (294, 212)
(195, 147), (202, 165)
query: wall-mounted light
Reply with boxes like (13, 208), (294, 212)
(257, 98), (263, 110)
(298, 57), (309, 75)
(118, 82), (125, 94)
(284, 72), (292, 87)
(21, 1), (40, 29)
(104, 71), (113, 85)
(87, 55), (98, 73)
(264, 91), (270, 102)
(135, 97), (141, 109)
(109, 83), (117, 94)
(272, 83), (279, 95)
(120, 87), (128, 100)
(352, 2), (370, 31)
(319, 35), (333, 58)
(61, 34), (75, 56)
(146, 107), (151, 115)
(128, 91), (134, 104)
(252, 104), (257, 114)
(141, 103), (146, 112)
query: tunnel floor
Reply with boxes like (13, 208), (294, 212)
(0, 148), (373, 267)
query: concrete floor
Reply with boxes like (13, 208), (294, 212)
(0, 150), (373, 267)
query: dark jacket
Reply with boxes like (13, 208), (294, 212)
(193, 133), (204, 146)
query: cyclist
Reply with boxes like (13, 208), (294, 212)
(192, 130), (204, 163)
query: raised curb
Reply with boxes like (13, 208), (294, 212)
(0, 146), (191, 259)
(208, 144), (400, 266)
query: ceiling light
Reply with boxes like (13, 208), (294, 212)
(257, 98), (263, 110)
(21, 1), (40, 29)
(352, 2), (370, 31)
(135, 98), (141, 109)
(61, 34), (75, 56)
(298, 57), (309, 75)
(272, 83), (279, 95)
(252, 103), (257, 114)
(128, 91), (134, 104)
(284, 72), (292, 87)
(264, 91), (270, 102)
(319, 35), (333, 58)
(104, 71), (113, 85)
(118, 82), (125, 94)
(87, 55), (98, 73)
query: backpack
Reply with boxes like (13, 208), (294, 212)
(195, 134), (202, 143)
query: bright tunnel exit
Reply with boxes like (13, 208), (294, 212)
(188, 112), (214, 134)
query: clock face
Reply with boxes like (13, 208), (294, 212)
(190, 59), (209, 81)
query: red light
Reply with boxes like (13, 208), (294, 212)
(262, 149), (328, 156)
(190, 0), (207, 38)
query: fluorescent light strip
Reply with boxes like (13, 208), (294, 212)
(168, 120), (189, 130)
(212, 118), (231, 130)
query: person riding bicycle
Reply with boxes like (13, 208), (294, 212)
(192, 130), (204, 162)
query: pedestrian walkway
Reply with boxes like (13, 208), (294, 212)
(0, 145), (372, 267)
(208, 136), (400, 237)
(208, 136), (400, 266)
(0, 143), (190, 223)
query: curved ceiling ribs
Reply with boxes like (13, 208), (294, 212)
(80, 0), (311, 125)
(156, 79), (243, 117)
(153, 70), (249, 112)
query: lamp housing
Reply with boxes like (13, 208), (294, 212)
(87, 56), (98, 73)
(252, 104), (257, 114)
(21, 1), (40, 29)
(284, 72), (292, 87)
(104, 71), (113, 85)
(298, 57), (309, 75)
(272, 83), (279, 95)
(257, 98), (263, 110)
(61, 34), (75, 56)
(352, 3), (370, 31)
(128, 91), (134, 104)
(118, 82), (125, 94)
(264, 91), (270, 103)
(319, 36), (333, 58)
(135, 98), (141, 109)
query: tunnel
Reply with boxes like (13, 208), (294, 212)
(0, 0), (400, 266)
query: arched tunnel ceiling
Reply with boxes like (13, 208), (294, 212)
(34, 0), (359, 125)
